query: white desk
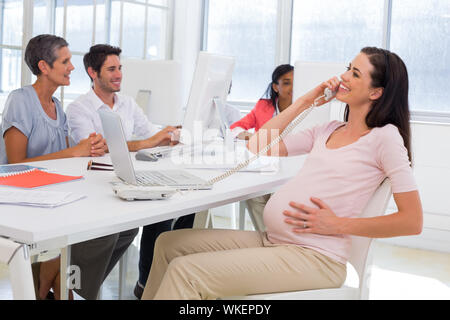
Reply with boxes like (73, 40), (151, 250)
(0, 153), (305, 299)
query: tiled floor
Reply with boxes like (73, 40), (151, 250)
(1, 215), (449, 300)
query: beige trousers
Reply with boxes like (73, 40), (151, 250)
(192, 194), (271, 231)
(141, 229), (346, 300)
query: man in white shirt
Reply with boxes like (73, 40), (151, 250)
(66, 46), (177, 149)
(66, 44), (194, 299)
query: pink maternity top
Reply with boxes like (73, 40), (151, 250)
(263, 121), (417, 264)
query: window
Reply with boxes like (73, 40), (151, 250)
(54, 0), (96, 105)
(203, 0), (278, 105)
(0, 0), (173, 114)
(390, 0), (450, 113)
(0, 0), (23, 113)
(291, 0), (384, 64)
(203, 0), (450, 120)
(110, 0), (169, 59)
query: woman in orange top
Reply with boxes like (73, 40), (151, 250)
(229, 64), (294, 231)
(230, 64), (294, 140)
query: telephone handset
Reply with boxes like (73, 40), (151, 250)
(207, 88), (337, 185)
(324, 87), (337, 102)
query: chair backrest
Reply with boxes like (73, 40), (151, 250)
(348, 178), (392, 298)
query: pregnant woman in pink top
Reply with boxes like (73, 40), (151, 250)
(141, 47), (423, 300)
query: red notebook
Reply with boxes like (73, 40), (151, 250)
(0, 169), (83, 188)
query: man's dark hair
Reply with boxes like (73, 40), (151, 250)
(24, 34), (69, 76)
(83, 44), (122, 81)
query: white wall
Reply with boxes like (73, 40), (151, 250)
(381, 122), (450, 253)
(172, 0), (203, 112)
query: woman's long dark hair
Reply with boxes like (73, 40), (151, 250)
(263, 64), (294, 108)
(344, 47), (412, 162)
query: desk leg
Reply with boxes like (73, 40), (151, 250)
(31, 255), (38, 264)
(231, 203), (237, 229)
(60, 246), (71, 300)
(118, 249), (129, 300)
(239, 201), (247, 230)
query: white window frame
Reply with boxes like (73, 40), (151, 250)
(202, 0), (450, 122)
(56, 0), (174, 106)
(0, 0), (174, 113)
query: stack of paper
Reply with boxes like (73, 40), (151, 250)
(0, 189), (86, 208)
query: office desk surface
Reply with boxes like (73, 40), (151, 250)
(0, 155), (305, 251)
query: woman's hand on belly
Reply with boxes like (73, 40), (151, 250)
(283, 197), (343, 235)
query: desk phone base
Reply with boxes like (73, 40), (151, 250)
(111, 182), (177, 201)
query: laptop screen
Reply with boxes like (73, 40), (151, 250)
(98, 110), (138, 185)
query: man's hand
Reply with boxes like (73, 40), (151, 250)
(153, 126), (180, 146)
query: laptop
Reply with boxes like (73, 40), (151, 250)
(98, 110), (212, 190)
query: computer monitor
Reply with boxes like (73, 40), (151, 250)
(292, 61), (346, 133)
(180, 52), (235, 144)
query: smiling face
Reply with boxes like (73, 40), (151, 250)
(337, 52), (383, 107)
(41, 46), (74, 86)
(92, 54), (122, 93)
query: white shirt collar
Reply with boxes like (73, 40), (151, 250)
(87, 88), (121, 111)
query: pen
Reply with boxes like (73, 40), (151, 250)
(87, 160), (113, 170)
(88, 166), (114, 172)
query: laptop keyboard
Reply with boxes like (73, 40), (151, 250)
(134, 170), (212, 189)
(136, 171), (177, 186)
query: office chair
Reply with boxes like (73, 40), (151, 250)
(0, 237), (35, 299)
(225, 178), (392, 300)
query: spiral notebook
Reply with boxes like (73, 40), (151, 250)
(0, 166), (83, 189)
(0, 164), (45, 176)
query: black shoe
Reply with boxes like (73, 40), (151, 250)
(133, 282), (144, 300)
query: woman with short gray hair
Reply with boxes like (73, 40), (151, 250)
(0, 34), (137, 300)
(0, 34), (106, 164)
(24, 34), (69, 76)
